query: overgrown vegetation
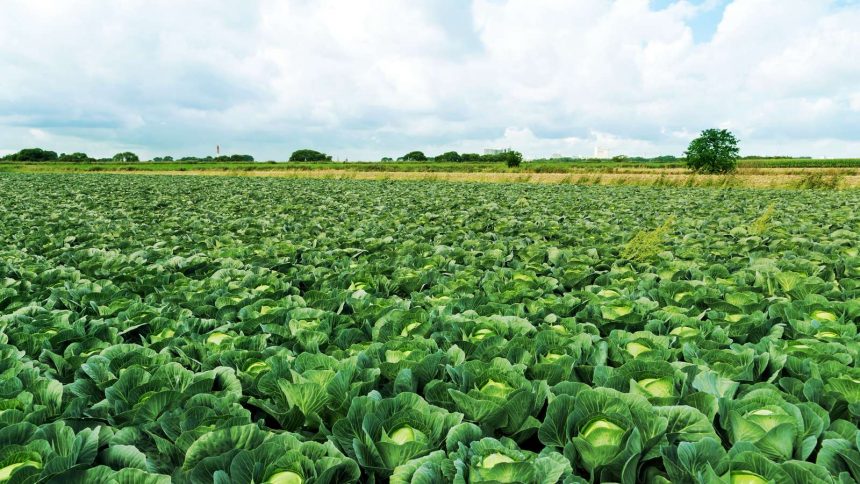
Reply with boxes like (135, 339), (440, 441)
(748, 203), (776, 235)
(795, 172), (843, 189)
(620, 215), (676, 261)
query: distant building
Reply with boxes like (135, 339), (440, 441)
(551, 153), (563, 160)
(484, 148), (511, 155)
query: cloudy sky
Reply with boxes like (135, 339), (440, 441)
(1, 0), (858, 160)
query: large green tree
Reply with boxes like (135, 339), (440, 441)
(685, 129), (740, 174)
(434, 151), (462, 162)
(3, 148), (59, 162)
(58, 152), (93, 163)
(289, 149), (331, 162)
(112, 152), (140, 163)
(401, 151), (427, 162)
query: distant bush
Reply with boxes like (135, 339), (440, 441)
(400, 151), (428, 162)
(2, 148), (59, 162)
(290, 149), (331, 162)
(481, 150), (523, 167)
(461, 153), (481, 162)
(503, 151), (523, 167)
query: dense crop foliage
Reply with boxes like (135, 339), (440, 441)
(1, 174), (859, 483)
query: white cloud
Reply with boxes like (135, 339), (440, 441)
(0, 0), (857, 159)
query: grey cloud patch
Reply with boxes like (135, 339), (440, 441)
(0, 0), (858, 159)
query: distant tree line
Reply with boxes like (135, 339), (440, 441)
(531, 155), (681, 163)
(390, 150), (523, 167)
(1, 148), (255, 163)
(154, 154), (255, 162)
(289, 150), (331, 162)
(285, 149), (523, 166)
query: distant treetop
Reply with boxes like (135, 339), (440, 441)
(400, 151), (428, 162)
(2, 148), (59, 162)
(113, 152), (140, 163)
(290, 149), (332, 162)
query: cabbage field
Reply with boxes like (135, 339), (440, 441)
(1, 173), (860, 483)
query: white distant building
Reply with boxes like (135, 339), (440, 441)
(484, 148), (511, 155)
(551, 153), (563, 159)
(593, 146), (610, 159)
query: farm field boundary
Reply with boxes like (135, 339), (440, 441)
(2, 157), (860, 175)
(45, 167), (860, 189)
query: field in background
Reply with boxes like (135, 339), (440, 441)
(2, 158), (859, 189)
(2, 157), (860, 173)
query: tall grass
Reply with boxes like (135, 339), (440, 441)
(794, 173), (843, 189)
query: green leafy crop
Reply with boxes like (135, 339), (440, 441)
(0, 173), (859, 483)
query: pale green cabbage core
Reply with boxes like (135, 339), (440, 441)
(481, 379), (515, 399)
(729, 471), (768, 484)
(670, 326), (699, 338)
(385, 350), (413, 363)
(152, 328), (175, 342)
(245, 361), (269, 375)
(581, 419), (625, 447)
(811, 310), (837, 322)
(637, 377), (674, 398)
(626, 342), (652, 358)
(746, 406), (792, 432)
(206, 332), (231, 345)
(541, 353), (564, 363)
(388, 425), (427, 445)
(726, 314), (744, 323)
(471, 328), (495, 341)
(401, 322), (422, 336)
(481, 453), (515, 468)
(265, 471), (303, 484)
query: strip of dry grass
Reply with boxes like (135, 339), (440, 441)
(74, 168), (860, 189)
